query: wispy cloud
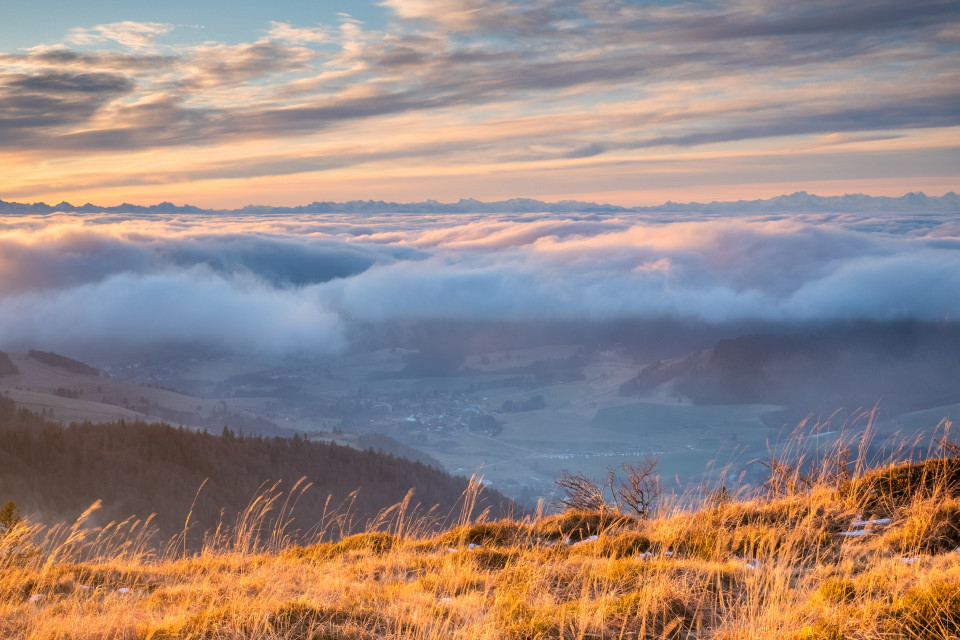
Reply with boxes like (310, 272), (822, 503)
(266, 21), (334, 44)
(66, 21), (174, 50)
(1, 0), (957, 203)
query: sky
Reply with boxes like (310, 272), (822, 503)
(1, 210), (959, 354)
(1, 0), (958, 207)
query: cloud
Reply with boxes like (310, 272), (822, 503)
(6, 71), (128, 93)
(622, 92), (960, 149)
(0, 221), (420, 297)
(3, 0), (956, 153)
(378, 0), (495, 32)
(410, 217), (630, 250)
(266, 21), (334, 44)
(784, 251), (960, 320)
(1, 0), (958, 203)
(565, 142), (606, 159)
(0, 71), (135, 145)
(0, 269), (346, 354)
(181, 41), (319, 89)
(0, 49), (178, 73)
(66, 21), (174, 50)
(1, 211), (959, 354)
(161, 234), (424, 285)
(332, 215), (960, 324)
(683, 0), (960, 40)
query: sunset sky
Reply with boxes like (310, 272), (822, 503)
(2, 0), (958, 207)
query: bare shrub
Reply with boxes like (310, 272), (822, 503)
(553, 470), (609, 513)
(614, 458), (662, 519)
(553, 457), (661, 519)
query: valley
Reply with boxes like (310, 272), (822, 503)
(4, 320), (957, 508)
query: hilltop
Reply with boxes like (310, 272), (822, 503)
(2, 435), (959, 639)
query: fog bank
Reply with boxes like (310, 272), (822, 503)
(1, 208), (958, 354)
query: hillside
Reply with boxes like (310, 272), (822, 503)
(26, 350), (100, 376)
(2, 439), (959, 638)
(620, 322), (960, 415)
(0, 351), (17, 377)
(0, 350), (292, 434)
(0, 398), (518, 542)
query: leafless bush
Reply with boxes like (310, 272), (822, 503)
(553, 470), (610, 512)
(614, 459), (661, 519)
(554, 457), (661, 519)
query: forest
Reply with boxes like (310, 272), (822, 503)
(0, 396), (517, 544)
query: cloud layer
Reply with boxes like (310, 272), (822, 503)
(1, 208), (958, 354)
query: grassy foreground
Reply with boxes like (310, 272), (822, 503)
(3, 450), (960, 639)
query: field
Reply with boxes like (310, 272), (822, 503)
(422, 398), (776, 500)
(2, 353), (248, 426)
(1, 388), (150, 424)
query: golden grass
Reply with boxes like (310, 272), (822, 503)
(4, 432), (960, 639)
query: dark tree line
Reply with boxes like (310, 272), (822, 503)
(0, 397), (517, 544)
(27, 350), (99, 376)
(0, 351), (17, 377)
(468, 414), (503, 436)
(500, 395), (546, 413)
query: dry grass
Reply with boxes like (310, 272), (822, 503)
(4, 428), (960, 639)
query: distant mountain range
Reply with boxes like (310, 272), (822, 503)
(1, 191), (958, 215)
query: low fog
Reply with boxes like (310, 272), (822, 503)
(1, 209), (958, 355)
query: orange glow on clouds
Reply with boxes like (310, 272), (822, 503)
(0, 1), (957, 206)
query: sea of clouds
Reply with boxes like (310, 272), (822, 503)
(1, 209), (958, 354)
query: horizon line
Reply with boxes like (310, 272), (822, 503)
(2, 189), (959, 213)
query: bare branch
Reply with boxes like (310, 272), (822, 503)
(939, 437), (960, 458)
(613, 457), (661, 519)
(553, 470), (608, 512)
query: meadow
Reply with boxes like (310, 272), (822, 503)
(3, 425), (960, 640)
